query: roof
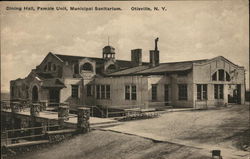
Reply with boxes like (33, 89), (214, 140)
(108, 65), (149, 76)
(107, 59), (209, 76)
(53, 53), (142, 69)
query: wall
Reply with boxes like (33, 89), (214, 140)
(193, 57), (245, 107)
(37, 53), (64, 78)
(94, 76), (149, 108)
(60, 78), (83, 106)
(168, 72), (194, 108)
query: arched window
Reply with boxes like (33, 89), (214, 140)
(52, 64), (56, 71)
(81, 63), (93, 72)
(107, 64), (116, 70)
(218, 69), (225, 81)
(32, 86), (38, 102)
(212, 72), (217, 81)
(212, 69), (230, 81)
(44, 65), (47, 72)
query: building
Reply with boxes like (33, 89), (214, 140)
(10, 38), (246, 109)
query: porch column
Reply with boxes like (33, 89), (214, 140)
(30, 103), (40, 117)
(58, 105), (69, 127)
(77, 107), (90, 133)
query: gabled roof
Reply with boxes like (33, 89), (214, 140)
(53, 53), (147, 70)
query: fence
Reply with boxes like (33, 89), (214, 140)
(1, 124), (60, 146)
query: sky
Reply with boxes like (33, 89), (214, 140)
(1, 0), (249, 92)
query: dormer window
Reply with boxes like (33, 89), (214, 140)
(81, 63), (93, 72)
(106, 64), (116, 72)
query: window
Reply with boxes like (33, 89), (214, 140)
(178, 84), (187, 100)
(152, 84), (158, 101)
(71, 85), (79, 98)
(101, 85), (105, 99)
(96, 85), (100, 99)
(125, 85), (137, 100)
(48, 62), (52, 71)
(131, 85), (137, 100)
(218, 69), (225, 81)
(107, 64), (116, 71)
(96, 85), (110, 100)
(87, 85), (92, 97)
(214, 84), (223, 99)
(125, 85), (130, 100)
(106, 85), (110, 99)
(212, 72), (217, 81)
(52, 64), (56, 71)
(82, 63), (93, 71)
(212, 69), (230, 81)
(197, 84), (207, 100)
(44, 65), (48, 72)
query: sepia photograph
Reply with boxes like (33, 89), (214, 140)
(1, 0), (249, 159)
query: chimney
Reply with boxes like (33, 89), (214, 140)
(131, 49), (142, 66)
(150, 38), (160, 67)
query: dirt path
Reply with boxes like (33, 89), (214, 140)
(11, 131), (211, 159)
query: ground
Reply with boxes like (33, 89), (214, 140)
(8, 104), (250, 159)
(11, 131), (211, 159)
(105, 104), (250, 158)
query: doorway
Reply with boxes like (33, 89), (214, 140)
(164, 84), (170, 106)
(49, 89), (60, 106)
(228, 84), (241, 104)
(32, 86), (38, 102)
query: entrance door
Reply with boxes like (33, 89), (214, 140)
(32, 86), (38, 102)
(164, 84), (170, 106)
(228, 84), (241, 104)
(49, 89), (60, 106)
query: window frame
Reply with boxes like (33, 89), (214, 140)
(151, 84), (158, 101)
(96, 84), (111, 100)
(131, 85), (137, 100)
(214, 84), (224, 99)
(197, 84), (207, 100)
(106, 85), (111, 99)
(86, 84), (92, 97)
(71, 85), (79, 98)
(125, 85), (137, 100)
(178, 84), (188, 101)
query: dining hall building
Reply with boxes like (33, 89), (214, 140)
(10, 39), (246, 109)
